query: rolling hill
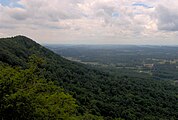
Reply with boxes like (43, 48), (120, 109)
(0, 36), (178, 120)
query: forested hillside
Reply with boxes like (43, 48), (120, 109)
(0, 60), (78, 120)
(0, 36), (178, 120)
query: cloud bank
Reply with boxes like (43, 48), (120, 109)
(0, 0), (178, 45)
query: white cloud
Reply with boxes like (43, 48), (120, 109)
(156, 5), (178, 31)
(0, 0), (178, 45)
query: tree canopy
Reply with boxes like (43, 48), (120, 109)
(0, 36), (178, 120)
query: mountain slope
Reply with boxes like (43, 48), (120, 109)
(0, 35), (70, 67)
(0, 36), (178, 120)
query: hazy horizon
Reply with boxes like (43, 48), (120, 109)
(44, 43), (178, 46)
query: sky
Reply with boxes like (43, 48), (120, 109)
(0, 0), (178, 45)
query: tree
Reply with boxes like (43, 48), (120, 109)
(0, 59), (77, 120)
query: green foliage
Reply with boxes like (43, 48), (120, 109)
(0, 61), (77, 120)
(51, 45), (178, 80)
(76, 113), (104, 120)
(0, 36), (178, 120)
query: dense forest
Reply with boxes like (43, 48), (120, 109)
(0, 36), (178, 120)
(46, 45), (178, 80)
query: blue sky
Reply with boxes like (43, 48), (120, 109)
(0, 0), (12, 6)
(132, 3), (153, 8)
(112, 12), (119, 17)
(0, 0), (23, 8)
